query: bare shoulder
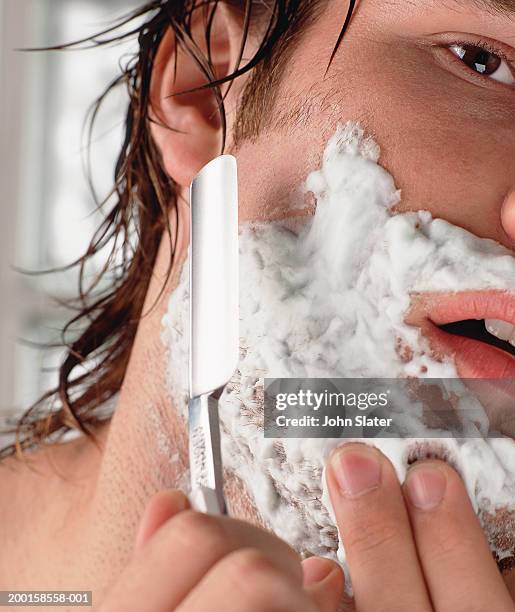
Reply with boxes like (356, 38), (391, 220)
(0, 426), (108, 585)
(0, 430), (97, 498)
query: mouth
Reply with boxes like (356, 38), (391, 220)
(439, 320), (515, 357)
(413, 291), (515, 379)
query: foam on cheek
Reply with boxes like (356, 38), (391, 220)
(161, 122), (515, 567)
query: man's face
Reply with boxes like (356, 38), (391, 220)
(236, 0), (515, 230)
(161, 0), (515, 577)
(229, 0), (515, 375)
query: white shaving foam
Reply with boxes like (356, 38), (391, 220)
(161, 122), (515, 568)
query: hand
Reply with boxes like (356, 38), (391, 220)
(325, 443), (515, 611)
(98, 490), (344, 611)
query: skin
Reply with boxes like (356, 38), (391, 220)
(97, 446), (515, 612)
(0, 0), (514, 609)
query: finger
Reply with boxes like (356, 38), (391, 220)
(302, 556), (346, 612)
(326, 443), (432, 611)
(101, 511), (303, 612)
(504, 570), (515, 601)
(403, 460), (514, 611)
(176, 548), (318, 612)
(134, 489), (190, 551)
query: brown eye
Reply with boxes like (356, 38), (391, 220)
(449, 44), (515, 85)
(450, 44), (500, 75)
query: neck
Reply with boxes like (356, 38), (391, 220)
(76, 192), (261, 596)
(79, 197), (191, 593)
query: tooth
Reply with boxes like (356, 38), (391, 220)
(484, 319), (515, 342)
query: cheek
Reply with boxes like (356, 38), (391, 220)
(374, 84), (513, 244)
(234, 129), (327, 223)
(233, 26), (514, 241)
(320, 38), (514, 243)
(333, 21), (514, 244)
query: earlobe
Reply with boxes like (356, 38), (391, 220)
(149, 6), (241, 187)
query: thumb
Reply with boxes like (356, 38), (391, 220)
(134, 489), (190, 552)
(302, 556), (346, 612)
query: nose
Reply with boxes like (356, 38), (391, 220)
(500, 187), (515, 243)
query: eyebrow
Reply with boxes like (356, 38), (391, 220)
(462, 0), (515, 16)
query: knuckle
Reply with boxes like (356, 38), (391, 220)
(221, 548), (295, 608)
(423, 527), (475, 566)
(344, 518), (400, 558)
(226, 548), (279, 583)
(167, 510), (230, 556)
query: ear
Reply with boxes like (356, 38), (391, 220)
(150, 4), (245, 187)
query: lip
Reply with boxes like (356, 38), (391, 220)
(410, 290), (515, 379)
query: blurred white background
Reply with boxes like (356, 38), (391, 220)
(0, 0), (142, 426)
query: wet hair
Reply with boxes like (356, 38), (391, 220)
(0, 0), (355, 459)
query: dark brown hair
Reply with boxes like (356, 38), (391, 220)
(0, 0), (355, 459)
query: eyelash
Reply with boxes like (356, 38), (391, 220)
(441, 36), (515, 87)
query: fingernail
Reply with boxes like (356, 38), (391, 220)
(171, 490), (190, 512)
(406, 464), (447, 510)
(329, 444), (381, 498)
(302, 557), (335, 586)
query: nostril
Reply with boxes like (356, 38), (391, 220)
(500, 188), (515, 243)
